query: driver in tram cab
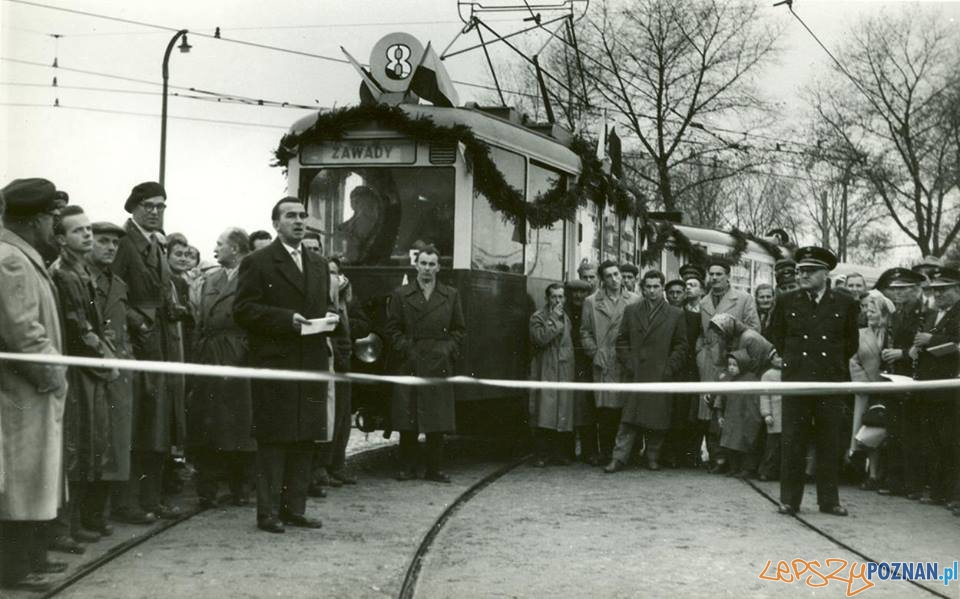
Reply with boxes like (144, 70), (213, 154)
(336, 185), (383, 263)
(385, 245), (466, 483)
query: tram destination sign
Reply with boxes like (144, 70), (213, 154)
(300, 140), (416, 165)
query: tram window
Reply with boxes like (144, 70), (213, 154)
(526, 162), (566, 279)
(754, 261), (774, 289)
(304, 167), (455, 266)
(731, 259), (751, 292)
(472, 146), (525, 273)
(602, 203), (618, 261)
(620, 215), (636, 266)
(578, 201), (600, 266)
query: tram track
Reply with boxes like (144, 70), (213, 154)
(40, 444), (397, 599)
(743, 478), (953, 599)
(397, 453), (531, 599)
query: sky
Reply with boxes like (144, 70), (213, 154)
(1, 0), (958, 261)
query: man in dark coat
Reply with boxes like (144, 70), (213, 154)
(110, 182), (187, 523)
(385, 245), (466, 483)
(49, 206), (116, 549)
(89, 222), (135, 523)
(767, 246), (859, 517)
(564, 279), (598, 464)
(234, 197), (344, 533)
(606, 270), (687, 473)
(906, 267), (960, 506)
(188, 227), (257, 508)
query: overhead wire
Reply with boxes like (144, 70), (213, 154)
(0, 101), (288, 129)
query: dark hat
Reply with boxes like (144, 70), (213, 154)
(875, 267), (924, 289)
(927, 266), (960, 289)
(91, 221), (126, 238)
(705, 256), (731, 274)
(679, 263), (705, 281)
(794, 246), (837, 271)
(619, 263), (639, 276)
(665, 278), (685, 290)
(0, 178), (59, 217)
(53, 190), (69, 206)
(564, 279), (593, 292)
(124, 181), (166, 213)
(774, 258), (796, 271)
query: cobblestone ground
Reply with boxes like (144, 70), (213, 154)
(17, 442), (959, 599)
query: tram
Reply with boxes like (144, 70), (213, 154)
(276, 33), (794, 433)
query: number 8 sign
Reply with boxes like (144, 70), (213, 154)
(369, 33), (425, 93)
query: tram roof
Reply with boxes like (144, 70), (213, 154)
(286, 104), (582, 174)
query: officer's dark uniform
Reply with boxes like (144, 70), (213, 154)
(766, 247), (859, 514)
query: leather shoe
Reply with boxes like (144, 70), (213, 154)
(7, 573), (53, 592)
(50, 535), (86, 554)
(604, 460), (625, 474)
(646, 460), (661, 471)
(905, 491), (923, 501)
(777, 504), (798, 516)
(307, 484), (328, 498)
(257, 518), (285, 534)
(37, 560), (69, 574)
(111, 508), (157, 525)
(82, 520), (114, 536)
(73, 528), (101, 543)
(280, 514), (323, 529)
(919, 495), (945, 506)
(819, 505), (849, 517)
(424, 471), (452, 483)
(314, 471), (342, 488)
(395, 469), (417, 481)
(328, 470), (357, 485)
(151, 504), (182, 520)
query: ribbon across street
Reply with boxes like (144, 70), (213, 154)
(1, 351), (959, 397)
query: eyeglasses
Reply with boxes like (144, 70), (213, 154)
(140, 203), (166, 213)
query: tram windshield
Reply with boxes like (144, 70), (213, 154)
(304, 167), (455, 266)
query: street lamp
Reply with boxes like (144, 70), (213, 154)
(159, 29), (191, 187)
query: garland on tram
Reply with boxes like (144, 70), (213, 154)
(272, 103), (641, 229)
(640, 220), (784, 267)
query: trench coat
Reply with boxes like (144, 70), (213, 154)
(581, 288), (638, 409)
(385, 280), (466, 434)
(0, 229), (67, 520)
(616, 298), (687, 430)
(914, 302), (960, 400)
(697, 287), (760, 419)
(233, 239), (342, 443)
(92, 266), (133, 481)
(528, 307), (575, 432)
(187, 268), (256, 452)
(111, 219), (185, 451)
(51, 253), (113, 482)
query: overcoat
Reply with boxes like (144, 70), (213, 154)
(697, 287), (760, 403)
(616, 298), (687, 430)
(385, 280), (466, 433)
(580, 288), (638, 409)
(92, 266), (133, 481)
(528, 307), (575, 432)
(0, 229), (67, 520)
(914, 301), (960, 400)
(51, 253), (113, 482)
(233, 239), (341, 443)
(187, 268), (256, 452)
(111, 219), (185, 451)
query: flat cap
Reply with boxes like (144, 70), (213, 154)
(125, 181), (166, 213)
(875, 267), (924, 289)
(794, 246), (838, 271)
(679, 263), (705, 281)
(564, 279), (593, 291)
(665, 278), (685, 289)
(927, 266), (960, 289)
(91, 221), (126, 237)
(0, 178), (59, 217)
(619, 263), (639, 276)
(775, 258), (796, 271)
(705, 255), (731, 273)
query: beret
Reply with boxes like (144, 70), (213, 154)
(679, 263), (705, 281)
(564, 280), (593, 291)
(91, 221), (126, 237)
(125, 181), (166, 213)
(794, 246), (838, 271)
(927, 266), (960, 289)
(875, 267), (924, 289)
(0, 178), (59, 217)
(619, 263), (639, 275)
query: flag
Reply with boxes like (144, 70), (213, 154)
(341, 46), (384, 102)
(596, 109), (608, 161)
(608, 127), (623, 179)
(410, 42), (460, 108)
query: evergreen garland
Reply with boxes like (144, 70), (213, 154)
(272, 104), (642, 228)
(640, 222), (782, 267)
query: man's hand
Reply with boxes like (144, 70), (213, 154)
(908, 345), (920, 361)
(881, 348), (902, 363)
(913, 332), (932, 348)
(292, 313), (310, 331)
(764, 415), (775, 426)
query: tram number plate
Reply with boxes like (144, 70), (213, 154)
(300, 141), (416, 165)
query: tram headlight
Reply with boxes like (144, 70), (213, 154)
(353, 332), (383, 364)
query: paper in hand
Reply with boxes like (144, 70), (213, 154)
(300, 313), (339, 336)
(927, 342), (959, 357)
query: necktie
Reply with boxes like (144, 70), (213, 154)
(809, 292), (818, 305)
(291, 249), (303, 272)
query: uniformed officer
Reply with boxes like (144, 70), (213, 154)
(766, 246), (859, 516)
(774, 258), (797, 293)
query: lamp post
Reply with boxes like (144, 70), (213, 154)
(159, 29), (191, 187)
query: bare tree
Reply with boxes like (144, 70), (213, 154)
(809, 7), (960, 257)
(720, 167), (803, 239)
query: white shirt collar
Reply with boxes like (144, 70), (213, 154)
(131, 217), (166, 244)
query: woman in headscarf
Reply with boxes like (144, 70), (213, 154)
(848, 289), (896, 490)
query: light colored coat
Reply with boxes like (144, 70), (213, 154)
(849, 326), (886, 449)
(696, 287), (760, 419)
(758, 368), (782, 434)
(528, 307), (575, 432)
(0, 229), (67, 520)
(580, 287), (638, 409)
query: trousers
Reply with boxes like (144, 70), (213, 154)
(780, 396), (842, 509)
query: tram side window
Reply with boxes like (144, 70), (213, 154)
(525, 162), (566, 279)
(578, 201), (601, 267)
(602, 203), (619, 262)
(305, 167), (455, 266)
(731, 259), (752, 292)
(620, 215), (636, 266)
(754, 261), (774, 289)
(472, 146), (525, 273)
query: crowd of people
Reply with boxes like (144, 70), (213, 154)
(0, 176), (958, 592)
(528, 249), (960, 520)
